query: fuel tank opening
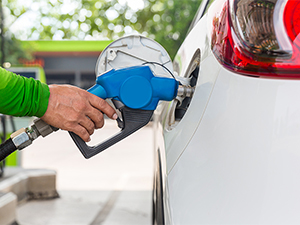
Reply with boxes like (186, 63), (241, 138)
(166, 49), (200, 129)
(174, 66), (198, 121)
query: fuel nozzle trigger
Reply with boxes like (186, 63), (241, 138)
(69, 65), (179, 158)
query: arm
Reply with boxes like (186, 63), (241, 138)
(0, 67), (49, 117)
(0, 70), (52, 161)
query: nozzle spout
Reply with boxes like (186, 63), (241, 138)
(177, 85), (195, 98)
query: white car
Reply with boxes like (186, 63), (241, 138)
(152, 0), (300, 224)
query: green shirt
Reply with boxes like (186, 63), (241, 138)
(0, 67), (50, 117)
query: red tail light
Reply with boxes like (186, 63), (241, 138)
(211, 0), (300, 78)
(284, 0), (300, 46)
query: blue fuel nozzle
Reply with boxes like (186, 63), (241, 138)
(88, 65), (179, 110)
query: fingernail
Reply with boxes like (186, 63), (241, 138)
(112, 113), (118, 120)
(88, 137), (91, 142)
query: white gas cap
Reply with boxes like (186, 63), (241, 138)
(95, 35), (173, 78)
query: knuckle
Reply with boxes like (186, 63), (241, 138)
(92, 112), (104, 129)
(64, 121), (74, 130)
(98, 112), (104, 121)
(79, 129), (89, 140)
(88, 123), (95, 133)
(75, 126), (89, 139)
(98, 119), (104, 128)
(74, 99), (87, 112)
(99, 121), (104, 128)
(78, 102), (87, 111)
(89, 128), (94, 135)
(97, 115), (104, 128)
(71, 115), (81, 123)
(98, 98), (108, 108)
(88, 121), (94, 129)
(80, 129), (86, 136)
(67, 112), (80, 122)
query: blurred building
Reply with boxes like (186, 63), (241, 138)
(21, 40), (112, 89)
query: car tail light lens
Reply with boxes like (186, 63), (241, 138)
(211, 0), (300, 78)
(284, 0), (300, 46)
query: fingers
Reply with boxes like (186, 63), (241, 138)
(71, 111), (104, 141)
(86, 108), (104, 129)
(70, 124), (91, 142)
(63, 97), (114, 142)
(79, 116), (96, 135)
(88, 95), (118, 120)
(75, 104), (108, 141)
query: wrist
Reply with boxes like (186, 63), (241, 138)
(36, 83), (51, 118)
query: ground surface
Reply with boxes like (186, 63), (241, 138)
(16, 119), (154, 225)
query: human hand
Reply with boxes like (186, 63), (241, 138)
(41, 84), (117, 142)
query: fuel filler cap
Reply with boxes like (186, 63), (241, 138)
(95, 35), (173, 78)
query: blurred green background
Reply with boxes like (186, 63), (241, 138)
(0, 0), (202, 64)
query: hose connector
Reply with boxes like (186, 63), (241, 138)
(10, 128), (33, 150)
(10, 119), (58, 150)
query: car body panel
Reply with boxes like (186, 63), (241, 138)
(167, 67), (300, 224)
(153, 0), (300, 224)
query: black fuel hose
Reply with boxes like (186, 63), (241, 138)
(0, 138), (17, 162)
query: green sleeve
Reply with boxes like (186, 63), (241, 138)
(0, 67), (50, 117)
